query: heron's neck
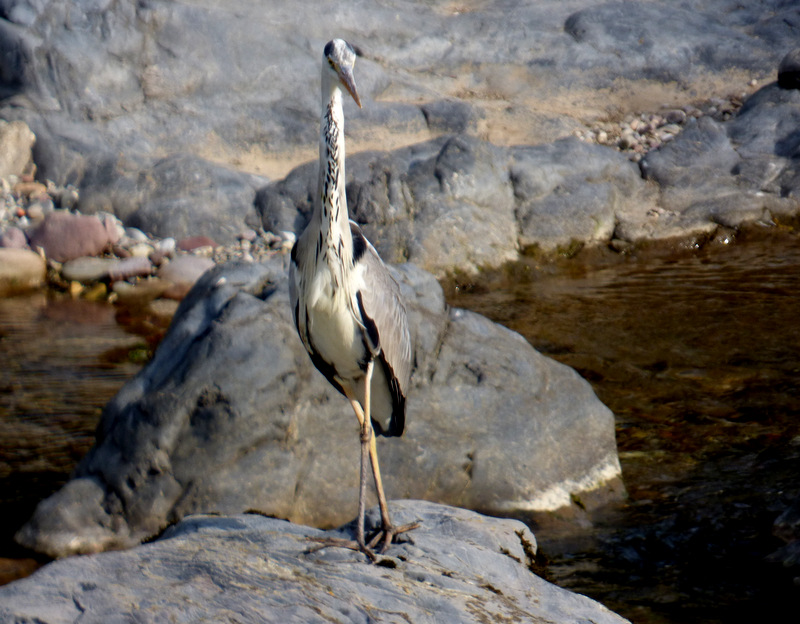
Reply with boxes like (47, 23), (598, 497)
(315, 83), (353, 270)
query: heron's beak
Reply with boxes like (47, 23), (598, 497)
(339, 67), (362, 109)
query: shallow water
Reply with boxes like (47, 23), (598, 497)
(1, 229), (799, 621)
(444, 227), (800, 624)
(0, 294), (165, 582)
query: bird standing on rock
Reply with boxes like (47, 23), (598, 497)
(289, 39), (417, 560)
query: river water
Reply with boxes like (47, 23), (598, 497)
(1, 227), (798, 622)
(444, 226), (800, 623)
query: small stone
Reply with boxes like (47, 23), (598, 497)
(157, 255), (215, 300)
(56, 186), (79, 210)
(83, 282), (107, 301)
(129, 243), (154, 258)
(177, 235), (217, 252)
(155, 237), (176, 255)
(0, 226), (27, 249)
(237, 229), (257, 242)
(100, 213), (124, 244)
(61, 257), (117, 282)
(107, 256), (152, 281)
(13, 180), (47, 198)
(663, 109), (687, 125)
(124, 227), (149, 243)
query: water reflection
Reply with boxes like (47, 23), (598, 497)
(0, 294), (150, 582)
(444, 228), (800, 624)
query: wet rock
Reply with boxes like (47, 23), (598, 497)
(778, 48), (800, 90)
(0, 248), (46, 294)
(156, 254), (216, 299)
(0, 120), (35, 179)
(0, 502), (630, 624)
(27, 211), (112, 262)
(15, 258), (623, 558)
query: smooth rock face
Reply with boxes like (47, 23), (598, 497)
(16, 257), (623, 558)
(0, 502), (631, 624)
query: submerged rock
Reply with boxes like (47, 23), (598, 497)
(16, 257), (623, 558)
(0, 501), (631, 624)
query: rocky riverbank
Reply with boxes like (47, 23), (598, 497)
(2, 1), (800, 621)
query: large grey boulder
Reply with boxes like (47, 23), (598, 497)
(15, 256), (623, 558)
(259, 135), (520, 274)
(0, 502), (631, 624)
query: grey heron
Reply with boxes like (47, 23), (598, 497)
(289, 39), (416, 559)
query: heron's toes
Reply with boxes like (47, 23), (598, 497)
(367, 521), (421, 553)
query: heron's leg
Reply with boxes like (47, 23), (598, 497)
(349, 392), (372, 555)
(359, 361), (391, 531)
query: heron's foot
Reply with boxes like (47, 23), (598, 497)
(367, 521), (421, 553)
(305, 536), (378, 562)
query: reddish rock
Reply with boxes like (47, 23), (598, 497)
(28, 211), (112, 262)
(0, 226), (28, 249)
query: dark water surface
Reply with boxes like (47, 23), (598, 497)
(444, 227), (800, 624)
(1, 228), (799, 622)
(0, 294), (164, 583)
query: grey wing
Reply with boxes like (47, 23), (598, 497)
(351, 223), (412, 424)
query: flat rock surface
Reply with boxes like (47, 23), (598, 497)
(0, 501), (630, 624)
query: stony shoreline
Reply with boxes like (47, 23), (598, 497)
(0, 85), (761, 310)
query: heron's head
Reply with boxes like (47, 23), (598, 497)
(324, 39), (362, 108)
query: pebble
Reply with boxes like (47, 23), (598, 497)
(178, 235), (217, 252)
(107, 256), (152, 282)
(129, 242), (154, 258)
(157, 255), (216, 300)
(61, 257), (117, 282)
(576, 90), (751, 160)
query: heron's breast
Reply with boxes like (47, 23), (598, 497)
(305, 268), (365, 381)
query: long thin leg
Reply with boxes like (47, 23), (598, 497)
(360, 362), (420, 552)
(307, 362), (417, 560)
